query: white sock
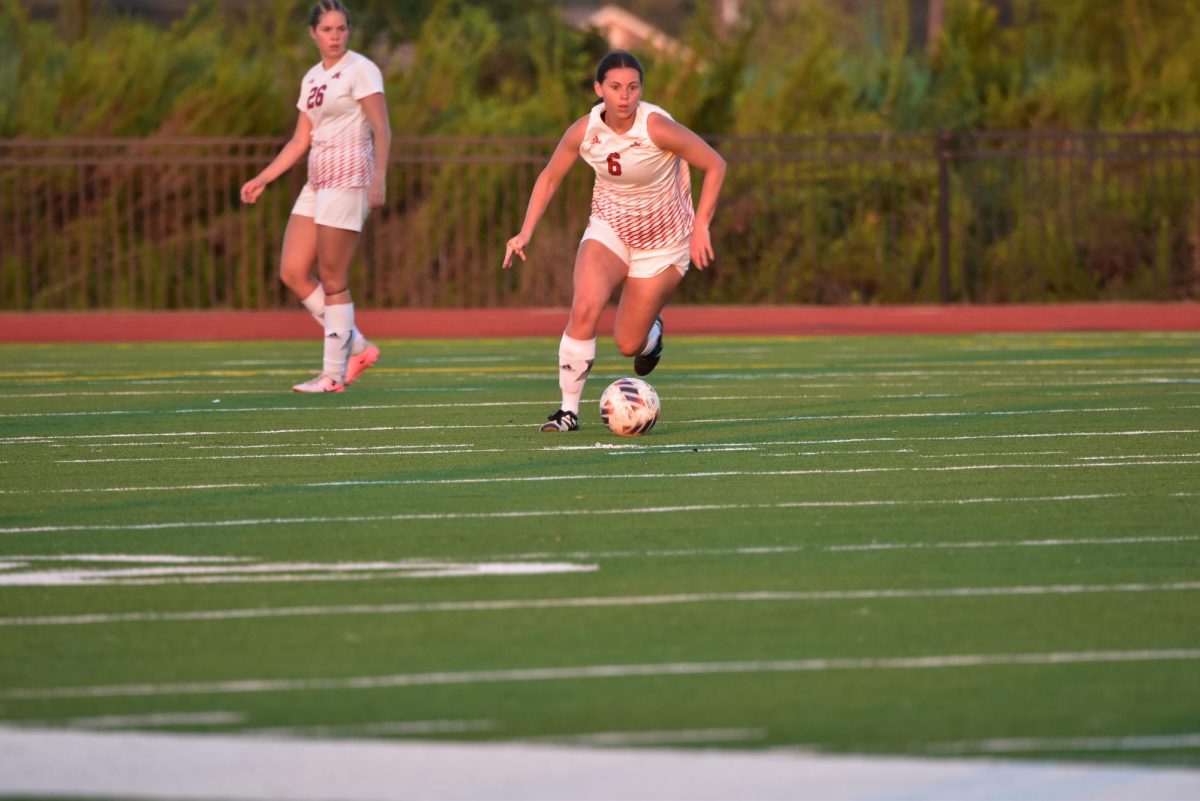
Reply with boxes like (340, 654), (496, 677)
(322, 302), (355, 382)
(557, 333), (596, 414)
(300, 286), (325, 323)
(639, 319), (662, 356)
(302, 286), (367, 355)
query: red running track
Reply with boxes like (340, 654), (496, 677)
(1, 304), (1198, 343)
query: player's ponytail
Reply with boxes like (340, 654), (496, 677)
(309, 0), (350, 29)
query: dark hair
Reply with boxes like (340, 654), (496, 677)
(595, 50), (644, 85)
(309, 0), (350, 28)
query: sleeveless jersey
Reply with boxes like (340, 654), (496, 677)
(579, 101), (694, 249)
(297, 51), (385, 190)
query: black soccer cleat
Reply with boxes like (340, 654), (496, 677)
(540, 408), (580, 432)
(633, 316), (664, 376)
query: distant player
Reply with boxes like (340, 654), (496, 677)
(240, 0), (390, 392)
(503, 50), (726, 431)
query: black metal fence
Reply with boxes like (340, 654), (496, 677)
(2, 132), (1197, 310)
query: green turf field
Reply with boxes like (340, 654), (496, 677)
(1, 332), (1198, 767)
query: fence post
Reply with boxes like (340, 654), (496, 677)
(936, 130), (953, 303)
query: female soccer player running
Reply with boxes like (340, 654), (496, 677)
(503, 50), (726, 431)
(240, 1), (390, 392)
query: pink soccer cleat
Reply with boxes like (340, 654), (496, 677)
(345, 343), (381, 385)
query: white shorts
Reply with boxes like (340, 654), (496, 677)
(581, 216), (690, 279)
(292, 184), (370, 232)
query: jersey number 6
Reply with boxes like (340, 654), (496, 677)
(306, 85), (326, 109)
(606, 152), (622, 176)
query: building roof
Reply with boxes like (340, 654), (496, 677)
(565, 4), (691, 60)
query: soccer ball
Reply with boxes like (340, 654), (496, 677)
(599, 377), (660, 436)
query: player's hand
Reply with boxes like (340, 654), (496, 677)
(690, 225), (714, 270)
(368, 175), (386, 209)
(240, 177), (266, 205)
(502, 233), (529, 269)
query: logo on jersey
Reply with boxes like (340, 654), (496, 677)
(331, 72), (342, 80)
(590, 135), (601, 145)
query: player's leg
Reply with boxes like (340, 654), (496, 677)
(279, 211), (320, 302)
(297, 280), (375, 367)
(278, 210), (339, 392)
(566, 239), (628, 340)
(287, 189), (375, 388)
(295, 189), (379, 393)
(542, 239), (628, 432)
(282, 187), (326, 315)
(613, 267), (682, 354)
(613, 245), (688, 375)
(310, 223), (360, 388)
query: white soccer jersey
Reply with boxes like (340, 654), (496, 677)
(297, 50), (385, 190)
(579, 101), (694, 250)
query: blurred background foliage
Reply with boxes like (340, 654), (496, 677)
(5, 0), (1200, 139)
(2, 0), (1197, 308)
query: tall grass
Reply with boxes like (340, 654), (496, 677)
(9, 0), (1200, 139)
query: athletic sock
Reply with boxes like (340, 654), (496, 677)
(300, 286), (326, 325)
(322, 302), (355, 382)
(302, 285), (367, 355)
(639, 318), (662, 356)
(557, 333), (596, 415)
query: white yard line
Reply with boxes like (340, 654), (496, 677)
(3, 581), (1197, 626)
(828, 535), (1200, 552)
(3, 650), (1199, 701)
(0, 493), (1138, 535)
(43, 446), (1200, 463)
(2, 402), (1196, 423)
(915, 450), (1068, 458)
(682, 405), (1200, 425)
(925, 733), (1200, 755)
(0, 482), (268, 495)
(527, 728), (768, 746)
(4, 426), (1196, 448)
(4, 533), (1193, 593)
(481, 535), (1200, 561)
(13, 712), (245, 730)
(246, 719), (496, 738)
(0, 560), (597, 587)
(2, 726), (1196, 801)
(0, 553), (252, 564)
(6, 376), (1196, 397)
(0, 441), (1195, 491)
(52, 448), (513, 462)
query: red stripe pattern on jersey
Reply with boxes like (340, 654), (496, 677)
(308, 125), (374, 190)
(591, 161), (694, 250)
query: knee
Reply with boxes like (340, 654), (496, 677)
(567, 298), (605, 332)
(614, 333), (643, 357)
(278, 262), (308, 291)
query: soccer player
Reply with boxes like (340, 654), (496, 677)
(240, 0), (390, 393)
(502, 50), (726, 431)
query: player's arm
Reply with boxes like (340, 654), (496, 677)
(647, 113), (727, 270)
(359, 92), (390, 209)
(240, 113), (312, 204)
(502, 116), (588, 269)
